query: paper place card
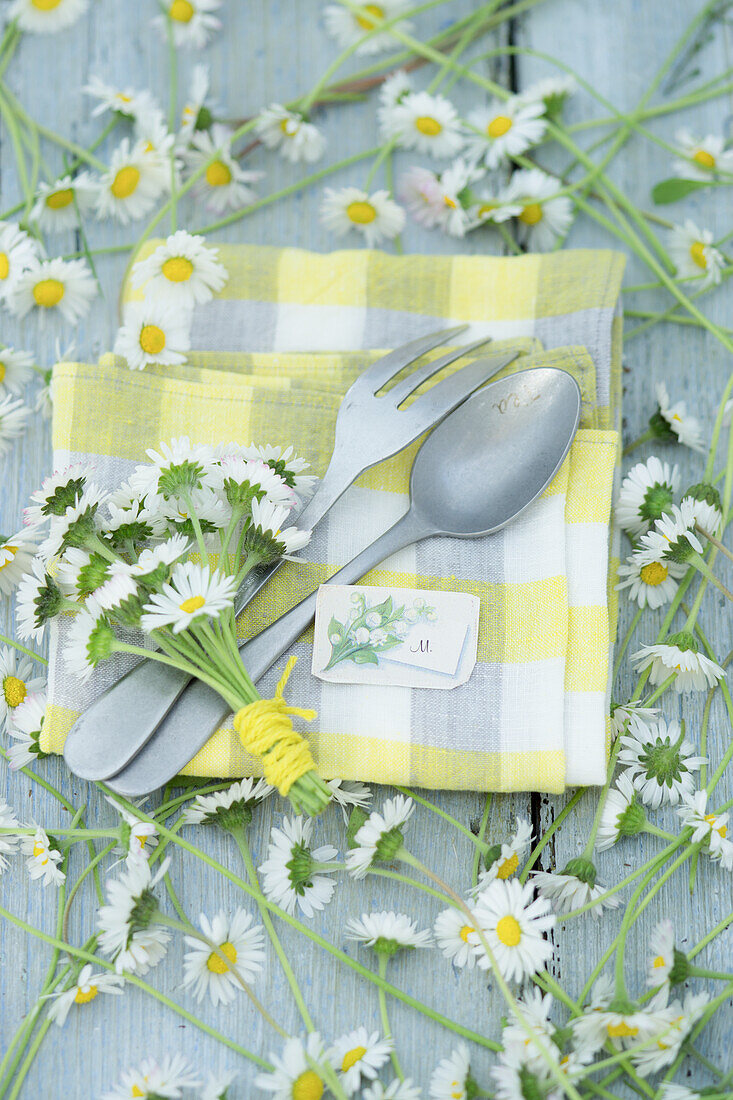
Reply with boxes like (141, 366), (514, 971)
(312, 584), (480, 690)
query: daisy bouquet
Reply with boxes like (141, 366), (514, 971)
(16, 437), (334, 815)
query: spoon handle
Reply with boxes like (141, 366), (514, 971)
(104, 508), (431, 797)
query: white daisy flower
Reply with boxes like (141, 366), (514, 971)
(123, 537), (191, 585)
(677, 789), (733, 868)
(201, 1071), (237, 1100)
(0, 528), (37, 596)
(64, 600), (116, 682)
(668, 219), (724, 287)
(470, 878), (555, 981)
(610, 701), (659, 740)
(0, 799), (20, 871)
(532, 858), (620, 919)
(141, 435), (214, 492)
(516, 75), (576, 114)
(255, 1032), (329, 1099)
(24, 463), (88, 527)
(8, 258), (96, 324)
(618, 716), (706, 808)
(255, 104), (327, 163)
(323, 1), (413, 55)
(346, 909), (433, 954)
(181, 776), (273, 828)
(654, 382), (705, 451)
(473, 817), (533, 891)
(491, 1051), (584, 1100)
(7, 690), (46, 770)
(259, 815), (338, 917)
(97, 857), (171, 975)
(673, 128), (733, 180)
(433, 903), (480, 968)
(468, 186), (521, 229)
(0, 222), (38, 301)
(141, 561), (236, 634)
(0, 647), (45, 729)
(398, 165), (446, 228)
(83, 74), (159, 124)
(429, 1042), (475, 1100)
(185, 124), (262, 212)
(102, 1053), (200, 1099)
(105, 797), (158, 866)
(182, 908), (265, 1005)
(660, 1085), (700, 1100)
(377, 70), (412, 127)
(637, 502), (704, 568)
(245, 497), (311, 560)
(503, 168), (573, 251)
(240, 443), (316, 502)
(56, 547), (109, 598)
(154, 0), (222, 49)
(570, 985), (664, 1056)
(362, 1080), (422, 1100)
(595, 772), (646, 850)
(114, 300), (191, 372)
(615, 551), (685, 609)
(178, 63), (213, 145)
(499, 988), (559, 1070)
(21, 826), (65, 887)
(95, 138), (168, 224)
(45, 964), (124, 1027)
(132, 230), (228, 308)
(615, 456), (680, 537)
(326, 778), (372, 821)
(631, 991), (709, 1076)
(384, 90), (464, 158)
(134, 111), (179, 169)
(7, 0), (88, 34)
(464, 96), (546, 168)
(320, 186), (405, 246)
(0, 347), (34, 396)
(0, 395), (30, 455)
(646, 918), (676, 987)
(161, 485), (230, 533)
(327, 1027), (393, 1096)
(632, 630), (725, 694)
(36, 481), (108, 563)
(16, 556), (66, 642)
(209, 456), (294, 511)
(433, 159), (486, 237)
(346, 794), (414, 878)
(682, 483), (723, 536)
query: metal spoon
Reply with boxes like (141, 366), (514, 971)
(104, 367), (581, 797)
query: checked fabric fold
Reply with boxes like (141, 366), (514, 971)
(42, 245), (625, 793)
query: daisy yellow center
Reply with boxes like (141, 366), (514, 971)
(356, 4), (384, 29)
(444, 195), (457, 209)
(341, 1046), (367, 1072)
(3, 675), (26, 708)
(519, 202), (543, 225)
(606, 1021), (638, 1038)
(139, 324), (166, 355)
(74, 984), (98, 1004)
(45, 188), (74, 210)
(0, 543), (16, 564)
(31, 0), (62, 9)
(487, 114), (513, 138)
(32, 841), (49, 864)
(693, 148), (716, 169)
(704, 813), (726, 837)
(33, 279), (65, 308)
(111, 166), (141, 199)
(180, 594), (206, 614)
(690, 241), (708, 269)
(346, 200), (377, 225)
(0, 361), (6, 381)
(653, 955), (666, 968)
(640, 561), (669, 586)
(206, 160), (232, 187)
(162, 256), (194, 282)
(497, 852), (519, 879)
(206, 940), (237, 973)
(459, 924), (474, 943)
(495, 914), (521, 946)
(415, 115), (443, 136)
(0, 254), (8, 279)
(478, 202), (497, 217)
(131, 1088), (145, 1099)
(143, 141), (155, 153)
(451, 1086), (462, 1099)
(292, 1071), (324, 1100)
(169, 0), (194, 21)
(118, 94), (132, 104)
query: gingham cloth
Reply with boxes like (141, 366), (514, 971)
(42, 245), (624, 792)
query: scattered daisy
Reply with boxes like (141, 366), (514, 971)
(474, 817), (533, 891)
(615, 456), (680, 537)
(615, 550), (685, 609)
(533, 857), (620, 918)
(326, 778), (372, 821)
(595, 772), (646, 850)
(673, 128), (733, 180)
(0, 528), (37, 596)
(102, 1054), (200, 1100)
(637, 501), (704, 569)
(464, 96), (546, 168)
(632, 630), (725, 694)
(259, 815), (338, 917)
(0, 800), (20, 873)
(95, 138), (168, 224)
(571, 984), (663, 1056)
(0, 347), (34, 396)
(434, 903), (480, 968)
(45, 964), (123, 1027)
(255, 104), (327, 163)
(132, 230), (228, 307)
(7, 690), (47, 769)
(618, 716), (706, 807)
(16, 556), (66, 642)
(0, 222), (38, 302)
(63, 600), (116, 682)
(114, 300), (191, 372)
(7, 0), (88, 34)
(517, 75), (576, 115)
(682, 482), (723, 536)
(105, 797), (158, 866)
(178, 63), (213, 145)
(185, 124), (262, 212)
(384, 90), (464, 158)
(346, 910), (433, 955)
(323, 1), (413, 55)
(83, 75), (159, 124)
(8, 258), (96, 324)
(255, 1032), (330, 1100)
(429, 1043), (477, 1100)
(499, 987), (558, 1069)
(631, 991), (709, 1076)
(182, 908), (265, 1005)
(677, 789), (733, 868)
(504, 167), (573, 250)
(327, 1027), (393, 1096)
(320, 185), (405, 246)
(154, 0), (222, 49)
(432, 159), (485, 237)
(610, 700), (659, 740)
(470, 878), (555, 981)
(0, 395), (30, 455)
(668, 219), (724, 288)
(346, 793), (414, 878)
(646, 918), (677, 988)
(141, 561), (236, 634)
(652, 382), (705, 451)
(21, 826), (65, 887)
(181, 776), (272, 829)
(398, 165), (446, 228)
(0, 646), (45, 729)
(377, 69), (412, 127)
(97, 857), (171, 975)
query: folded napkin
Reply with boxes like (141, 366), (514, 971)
(43, 246), (624, 792)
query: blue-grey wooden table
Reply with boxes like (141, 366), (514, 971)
(1, 2), (732, 1095)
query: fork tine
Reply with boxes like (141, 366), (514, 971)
(404, 351), (521, 429)
(355, 323), (470, 393)
(387, 335), (494, 406)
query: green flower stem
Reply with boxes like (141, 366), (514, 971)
(697, 523), (733, 565)
(0, 633), (47, 665)
(689, 552), (733, 602)
(0, 88), (30, 209)
(61, 841), (116, 943)
(0, 84), (107, 172)
(394, 786), (489, 852)
(154, 782), (229, 819)
(112, 640), (242, 712)
(560, 842), (681, 920)
(369, 866), (453, 905)
(688, 911), (733, 960)
(581, 738), (624, 860)
(519, 788), (586, 883)
(377, 954), (405, 1082)
(688, 966), (733, 981)
(471, 795), (492, 888)
(612, 606), (644, 680)
(622, 429), (657, 456)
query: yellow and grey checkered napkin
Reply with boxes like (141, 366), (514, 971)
(43, 245), (624, 792)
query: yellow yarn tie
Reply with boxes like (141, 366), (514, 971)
(233, 656), (318, 796)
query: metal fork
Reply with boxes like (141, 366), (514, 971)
(64, 327), (520, 782)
